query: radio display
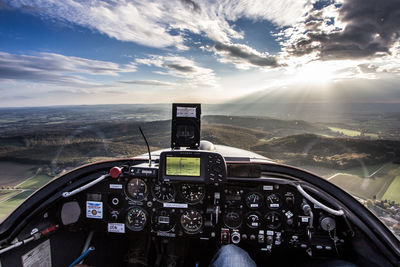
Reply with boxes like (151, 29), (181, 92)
(166, 157), (200, 176)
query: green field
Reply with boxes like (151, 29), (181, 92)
(329, 127), (361, 137)
(328, 127), (378, 138)
(0, 190), (34, 221)
(16, 174), (53, 190)
(0, 172), (53, 221)
(327, 164), (400, 201)
(329, 173), (394, 199)
(382, 175), (400, 203)
(0, 190), (21, 202)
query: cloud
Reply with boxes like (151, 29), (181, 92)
(0, 51), (137, 87)
(6, 0), (312, 50)
(119, 80), (177, 86)
(211, 42), (280, 69)
(135, 55), (218, 87)
(278, 0), (400, 60)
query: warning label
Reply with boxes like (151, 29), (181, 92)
(21, 239), (51, 267)
(86, 201), (103, 219)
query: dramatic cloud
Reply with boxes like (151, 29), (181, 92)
(136, 55), (218, 87)
(210, 42), (280, 69)
(0, 52), (137, 86)
(119, 80), (177, 86)
(278, 0), (400, 60)
(5, 0), (312, 50)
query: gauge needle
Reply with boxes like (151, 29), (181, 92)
(137, 210), (143, 217)
(183, 215), (190, 220)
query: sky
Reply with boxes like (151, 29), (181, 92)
(0, 0), (399, 107)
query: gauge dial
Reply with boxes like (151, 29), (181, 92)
(152, 181), (176, 202)
(126, 207), (148, 231)
(126, 178), (148, 201)
(266, 193), (281, 210)
(265, 211), (282, 229)
(245, 192), (262, 209)
(223, 211), (242, 229)
(152, 209), (175, 232)
(180, 184), (205, 204)
(246, 212), (261, 228)
(180, 210), (203, 234)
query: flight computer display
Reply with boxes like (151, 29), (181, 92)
(166, 157), (200, 176)
(159, 150), (226, 183)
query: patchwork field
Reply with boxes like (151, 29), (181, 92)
(16, 174), (53, 190)
(0, 189), (21, 202)
(0, 164), (52, 221)
(0, 162), (38, 187)
(0, 190), (34, 221)
(382, 176), (400, 203)
(326, 164), (400, 201)
(329, 173), (394, 199)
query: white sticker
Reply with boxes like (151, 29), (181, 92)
(251, 222), (259, 227)
(267, 230), (274, 236)
(270, 203), (280, 208)
(22, 239), (51, 267)
(163, 203), (188, 209)
(86, 201), (103, 219)
(110, 184), (122, 189)
(108, 223), (125, 233)
(285, 211), (293, 218)
(250, 204), (258, 208)
(176, 106), (196, 117)
(263, 185), (273, 191)
(301, 217), (309, 222)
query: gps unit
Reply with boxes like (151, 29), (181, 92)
(159, 150), (226, 184)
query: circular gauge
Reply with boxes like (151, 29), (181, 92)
(245, 192), (262, 209)
(223, 211), (242, 229)
(266, 193), (281, 210)
(180, 184), (205, 204)
(180, 210), (203, 234)
(126, 178), (148, 201)
(152, 209), (176, 232)
(265, 212), (282, 229)
(152, 181), (176, 202)
(126, 207), (148, 231)
(246, 212), (261, 228)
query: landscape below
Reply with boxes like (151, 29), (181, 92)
(0, 105), (399, 237)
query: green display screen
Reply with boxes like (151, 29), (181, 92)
(166, 157), (201, 176)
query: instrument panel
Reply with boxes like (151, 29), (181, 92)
(68, 163), (342, 254)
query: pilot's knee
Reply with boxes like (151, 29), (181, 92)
(218, 244), (242, 256)
(212, 244), (256, 267)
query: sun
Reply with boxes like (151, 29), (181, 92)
(289, 61), (336, 85)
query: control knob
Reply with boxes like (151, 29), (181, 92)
(231, 231), (241, 244)
(320, 216), (336, 231)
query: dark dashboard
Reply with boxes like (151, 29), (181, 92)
(60, 154), (347, 259)
(0, 152), (398, 267)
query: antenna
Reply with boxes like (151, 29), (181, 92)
(139, 126), (152, 166)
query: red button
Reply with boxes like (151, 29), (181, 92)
(110, 167), (122, 179)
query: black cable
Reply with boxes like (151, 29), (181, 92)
(139, 126), (152, 166)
